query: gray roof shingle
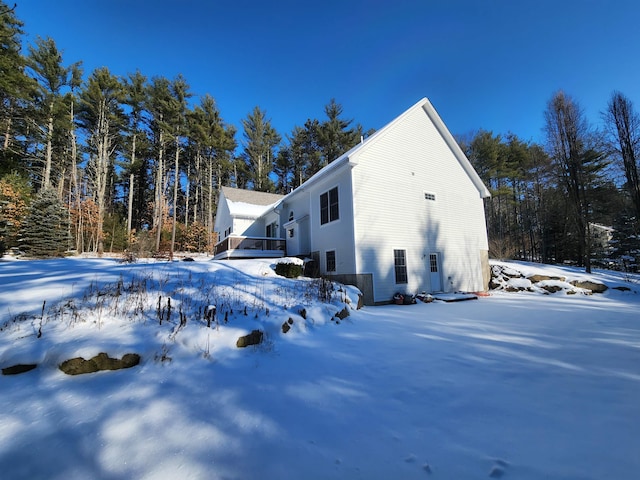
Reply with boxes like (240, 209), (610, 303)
(221, 186), (284, 206)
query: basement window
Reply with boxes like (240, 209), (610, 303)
(326, 250), (336, 272)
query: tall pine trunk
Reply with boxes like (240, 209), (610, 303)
(154, 127), (165, 251)
(43, 101), (54, 189)
(127, 132), (137, 237)
(170, 135), (180, 260)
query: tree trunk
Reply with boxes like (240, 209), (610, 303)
(155, 128), (165, 251)
(43, 101), (54, 189)
(94, 98), (111, 257)
(170, 135), (180, 260)
(69, 97), (80, 251)
(3, 113), (12, 150)
(127, 132), (137, 237)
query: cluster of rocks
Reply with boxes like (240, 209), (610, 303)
(238, 306), (351, 347)
(490, 264), (609, 294)
(2, 352), (141, 377)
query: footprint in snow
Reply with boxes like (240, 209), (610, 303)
(489, 459), (509, 478)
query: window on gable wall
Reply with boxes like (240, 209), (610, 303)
(424, 192), (436, 201)
(394, 249), (408, 284)
(320, 187), (339, 225)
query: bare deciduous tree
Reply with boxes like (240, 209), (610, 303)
(604, 91), (640, 221)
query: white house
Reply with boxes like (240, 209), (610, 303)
(213, 187), (285, 258)
(213, 98), (491, 304)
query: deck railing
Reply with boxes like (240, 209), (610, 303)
(214, 236), (286, 257)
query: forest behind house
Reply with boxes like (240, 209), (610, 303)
(1, 2), (639, 273)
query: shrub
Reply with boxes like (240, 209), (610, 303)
(275, 262), (302, 278)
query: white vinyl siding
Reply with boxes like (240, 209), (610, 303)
(306, 166), (356, 275)
(351, 104), (488, 302)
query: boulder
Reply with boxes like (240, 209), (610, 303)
(527, 274), (566, 283)
(2, 363), (37, 375)
(59, 352), (140, 375)
(236, 330), (263, 348)
(541, 284), (563, 293)
(335, 307), (350, 320)
(570, 280), (608, 293)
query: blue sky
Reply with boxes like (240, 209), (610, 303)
(15, 0), (640, 145)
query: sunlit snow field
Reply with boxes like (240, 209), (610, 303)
(1, 257), (639, 479)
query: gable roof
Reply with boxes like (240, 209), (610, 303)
(277, 98), (490, 205)
(221, 186), (283, 205)
(221, 186), (284, 218)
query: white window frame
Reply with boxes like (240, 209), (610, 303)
(394, 249), (408, 284)
(424, 192), (436, 202)
(320, 186), (339, 225)
(325, 250), (336, 272)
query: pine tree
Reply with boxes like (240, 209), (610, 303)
(19, 188), (70, 257)
(26, 37), (77, 190)
(77, 67), (125, 254)
(167, 75), (191, 259)
(0, 1), (34, 176)
(610, 208), (640, 272)
(121, 71), (148, 237)
(273, 145), (293, 193)
(317, 99), (362, 165)
(146, 76), (173, 249)
(241, 106), (281, 192)
(186, 94), (236, 248)
(290, 120), (322, 181)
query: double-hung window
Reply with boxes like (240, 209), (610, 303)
(320, 187), (339, 225)
(394, 249), (408, 284)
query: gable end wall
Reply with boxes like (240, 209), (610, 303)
(352, 105), (489, 303)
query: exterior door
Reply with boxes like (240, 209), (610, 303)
(429, 253), (442, 292)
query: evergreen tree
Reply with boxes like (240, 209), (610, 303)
(26, 36), (77, 190)
(121, 70), (149, 236)
(317, 99), (362, 165)
(77, 67), (125, 254)
(241, 106), (280, 191)
(186, 94), (236, 248)
(167, 74), (191, 258)
(610, 208), (640, 272)
(0, 1), (34, 175)
(19, 188), (70, 257)
(290, 120), (322, 181)
(146, 76), (173, 249)
(273, 145), (293, 194)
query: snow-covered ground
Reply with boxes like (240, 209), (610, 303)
(1, 256), (639, 479)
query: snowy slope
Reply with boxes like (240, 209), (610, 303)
(1, 257), (639, 479)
